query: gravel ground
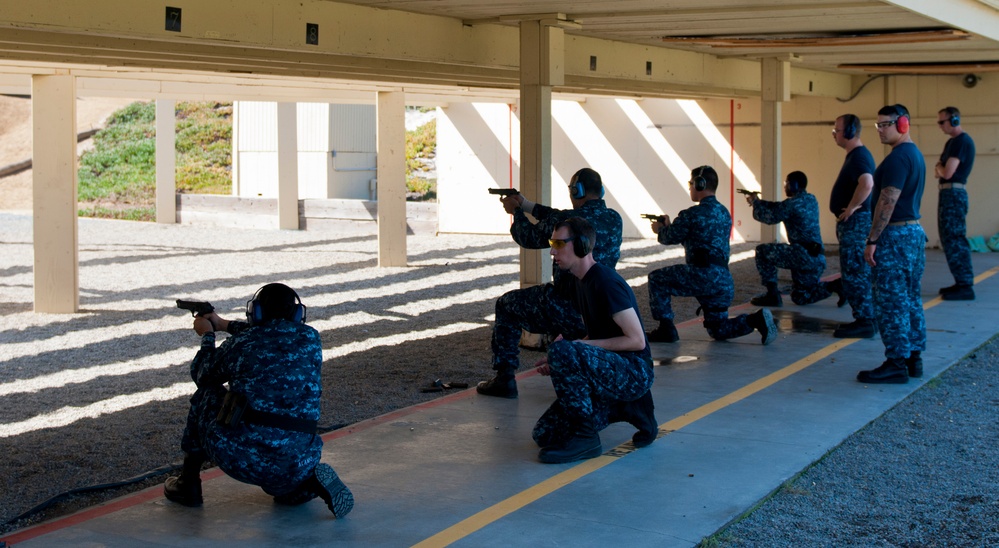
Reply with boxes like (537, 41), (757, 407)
(1, 212), (996, 546)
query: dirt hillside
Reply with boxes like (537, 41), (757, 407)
(0, 95), (137, 211)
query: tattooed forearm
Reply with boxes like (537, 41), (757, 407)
(868, 187), (901, 242)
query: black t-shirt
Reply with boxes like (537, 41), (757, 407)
(873, 142), (925, 223)
(574, 263), (651, 361)
(939, 132), (975, 184)
(829, 145), (875, 215)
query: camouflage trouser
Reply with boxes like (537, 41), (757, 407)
(648, 264), (754, 341)
(836, 212), (874, 321)
(872, 224), (927, 359)
(182, 385), (320, 498)
(755, 243), (831, 305)
(532, 340), (653, 447)
(492, 283), (587, 371)
(938, 188), (973, 285)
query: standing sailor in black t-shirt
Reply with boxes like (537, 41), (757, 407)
(828, 114), (877, 338)
(531, 217), (657, 464)
(934, 106), (976, 301)
(857, 104), (927, 384)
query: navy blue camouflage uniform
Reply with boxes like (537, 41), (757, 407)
(752, 190), (834, 305)
(533, 263), (653, 447)
(491, 200), (623, 372)
(830, 146), (875, 321)
(872, 142), (927, 360)
(182, 319), (326, 498)
(648, 195), (756, 340)
(938, 132), (976, 286)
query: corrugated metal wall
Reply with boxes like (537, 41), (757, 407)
(330, 104), (377, 200)
(234, 102), (377, 200)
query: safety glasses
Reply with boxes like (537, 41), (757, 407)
(548, 237), (575, 249)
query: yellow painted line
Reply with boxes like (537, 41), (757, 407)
(414, 263), (999, 548)
(414, 339), (858, 548)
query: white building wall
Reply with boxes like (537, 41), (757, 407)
(439, 76), (999, 246)
(233, 102), (378, 200)
(438, 102), (518, 234)
(297, 102), (331, 199)
(330, 104), (377, 200)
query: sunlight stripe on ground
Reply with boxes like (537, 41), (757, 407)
(322, 322), (488, 361)
(0, 314), (186, 361)
(626, 249), (755, 286)
(0, 382), (192, 438)
(387, 284), (518, 316)
(0, 348), (191, 397)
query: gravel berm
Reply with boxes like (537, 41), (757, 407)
(1, 213), (996, 546)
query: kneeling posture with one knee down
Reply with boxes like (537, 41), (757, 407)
(747, 171), (842, 308)
(646, 165), (777, 345)
(532, 217), (658, 464)
(165, 283), (353, 518)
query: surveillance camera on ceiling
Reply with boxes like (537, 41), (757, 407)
(962, 74), (979, 88)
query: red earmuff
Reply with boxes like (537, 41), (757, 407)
(896, 115), (909, 134)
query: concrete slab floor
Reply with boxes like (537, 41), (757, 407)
(4, 250), (998, 547)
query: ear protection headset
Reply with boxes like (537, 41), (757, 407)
(570, 170), (606, 200)
(948, 111), (961, 126)
(247, 284), (306, 325)
(573, 232), (593, 258)
(691, 166), (707, 192)
(894, 105), (910, 134)
(786, 178), (799, 196)
(842, 114), (859, 140)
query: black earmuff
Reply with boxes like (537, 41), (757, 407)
(571, 180), (586, 200)
(691, 166), (707, 192)
(247, 285), (306, 325)
(574, 233), (592, 258)
(842, 115), (858, 140)
(950, 113), (960, 126)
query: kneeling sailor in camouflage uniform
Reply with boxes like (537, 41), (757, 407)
(747, 171), (843, 307)
(532, 217), (657, 464)
(646, 165), (777, 345)
(477, 168), (623, 399)
(164, 283), (353, 517)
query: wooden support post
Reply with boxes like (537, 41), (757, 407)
(276, 102), (300, 230)
(31, 74), (78, 313)
(519, 19), (564, 287)
(760, 57), (790, 243)
(376, 91), (407, 267)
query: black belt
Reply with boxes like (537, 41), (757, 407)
(690, 249), (727, 268)
(218, 391), (318, 434)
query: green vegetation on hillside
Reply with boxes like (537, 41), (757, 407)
(78, 101), (232, 221)
(78, 101), (436, 221)
(405, 118), (436, 201)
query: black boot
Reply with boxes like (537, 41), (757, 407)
(941, 284), (975, 301)
(857, 358), (908, 384)
(164, 452), (205, 507)
(833, 318), (876, 339)
(476, 367), (518, 398)
(623, 391), (659, 448)
(312, 463), (354, 517)
(751, 283), (782, 307)
(647, 320), (679, 343)
(906, 351), (923, 379)
(826, 278), (846, 307)
(747, 308), (778, 345)
(538, 420), (602, 464)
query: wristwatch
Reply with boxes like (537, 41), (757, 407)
(866, 239), (877, 246)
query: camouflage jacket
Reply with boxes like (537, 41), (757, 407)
(511, 199), (623, 291)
